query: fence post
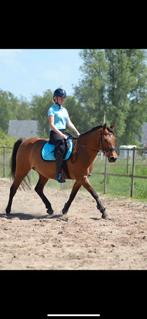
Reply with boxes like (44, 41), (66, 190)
(104, 156), (107, 194)
(2, 146), (6, 178)
(130, 147), (136, 197)
(126, 149), (129, 174)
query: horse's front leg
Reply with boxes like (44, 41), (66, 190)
(62, 180), (81, 214)
(81, 176), (110, 219)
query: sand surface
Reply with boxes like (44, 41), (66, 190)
(0, 178), (147, 269)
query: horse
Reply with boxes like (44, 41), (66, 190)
(6, 124), (118, 219)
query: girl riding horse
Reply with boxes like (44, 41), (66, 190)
(6, 124), (117, 219)
(48, 88), (80, 183)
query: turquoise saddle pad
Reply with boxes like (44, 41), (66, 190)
(41, 138), (73, 161)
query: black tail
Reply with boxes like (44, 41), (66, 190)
(10, 138), (31, 189)
(11, 138), (23, 178)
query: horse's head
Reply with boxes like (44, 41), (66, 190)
(100, 124), (118, 162)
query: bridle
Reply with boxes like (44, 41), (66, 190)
(100, 131), (116, 154)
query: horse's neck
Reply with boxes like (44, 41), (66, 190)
(79, 129), (100, 150)
(74, 128), (101, 165)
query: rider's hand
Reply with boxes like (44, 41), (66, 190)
(63, 134), (68, 140)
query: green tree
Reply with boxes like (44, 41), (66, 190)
(0, 90), (19, 132)
(74, 49), (108, 131)
(0, 90), (31, 133)
(0, 129), (16, 147)
(64, 96), (85, 134)
(31, 89), (52, 136)
(105, 49), (133, 141)
(122, 49), (147, 144)
(15, 97), (32, 120)
(74, 49), (147, 144)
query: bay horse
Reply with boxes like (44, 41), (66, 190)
(6, 124), (117, 219)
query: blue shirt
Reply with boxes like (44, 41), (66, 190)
(48, 103), (69, 130)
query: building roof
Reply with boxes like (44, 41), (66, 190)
(8, 120), (38, 138)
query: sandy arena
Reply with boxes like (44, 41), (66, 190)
(0, 178), (147, 269)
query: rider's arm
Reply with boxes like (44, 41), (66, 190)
(67, 118), (80, 137)
(48, 115), (67, 139)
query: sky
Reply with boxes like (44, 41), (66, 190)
(0, 49), (83, 101)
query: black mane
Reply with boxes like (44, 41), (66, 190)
(80, 125), (113, 137)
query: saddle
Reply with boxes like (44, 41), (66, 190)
(41, 137), (73, 161)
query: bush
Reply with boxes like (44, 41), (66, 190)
(0, 130), (16, 147)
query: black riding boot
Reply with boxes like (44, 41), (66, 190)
(55, 151), (65, 183)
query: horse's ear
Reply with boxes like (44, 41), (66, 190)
(103, 123), (107, 129)
(110, 123), (115, 132)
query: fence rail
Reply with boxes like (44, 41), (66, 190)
(96, 147), (147, 197)
(0, 146), (147, 198)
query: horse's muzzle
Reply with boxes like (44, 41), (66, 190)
(108, 157), (117, 162)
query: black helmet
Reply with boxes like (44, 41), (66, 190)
(53, 88), (66, 98)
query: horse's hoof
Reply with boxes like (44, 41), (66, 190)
(62, 211), (67, 215)
(47, 208), (54, 216)
(62, 203), (68, 215)
(62, 209), (68, 215)
(6, 208), (10, 215)
(102, 211), (111, 220)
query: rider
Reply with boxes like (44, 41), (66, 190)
(48, 88), (80, 183)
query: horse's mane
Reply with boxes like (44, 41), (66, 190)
(79, 125), (113, 137)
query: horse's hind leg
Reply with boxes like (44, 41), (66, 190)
(6, 175), (26, 215)
(34, 174), (54, 215)
(81, 176), (110, 219)
(62, 180), (81, 214)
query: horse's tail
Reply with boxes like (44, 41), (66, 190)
(10, 138), (31, 189)
(11, 138), (23, 178)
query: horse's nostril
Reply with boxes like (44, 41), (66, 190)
(109, 157), (117, 162)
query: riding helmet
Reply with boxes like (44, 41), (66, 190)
(53, 88), (67, 98)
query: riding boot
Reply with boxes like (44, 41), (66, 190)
(55, 151), (66, 183)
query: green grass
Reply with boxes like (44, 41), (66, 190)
(133, 179), (147, 199)
(89, 157), (147, 200)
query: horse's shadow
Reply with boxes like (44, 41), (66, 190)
(90, 217), (101, 221)
(0, 212), (63, 220)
